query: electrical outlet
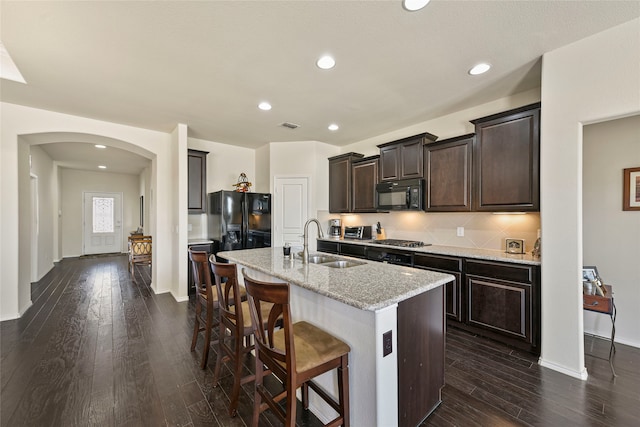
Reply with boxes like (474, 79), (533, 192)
(457, 226), (464, 237)
(383, 330), (392, 357)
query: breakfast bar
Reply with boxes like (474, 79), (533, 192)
(218, 247), (454, 427)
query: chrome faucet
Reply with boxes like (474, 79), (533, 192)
(301, 218), (324, 264)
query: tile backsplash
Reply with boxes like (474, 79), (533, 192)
(317, 210), (540, 253)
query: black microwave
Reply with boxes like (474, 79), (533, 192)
(375, 178), (423, 211)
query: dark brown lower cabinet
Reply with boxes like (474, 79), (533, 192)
(464, 259), (540, 353)
(316, 240), (339, 254)
(397, 285), (445, 426)
(414, 253), (463, 322)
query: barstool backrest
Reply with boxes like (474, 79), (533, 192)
(210, 259), (242, 326)
(242, 270), (293, 379)
(188, 250), (214, 302)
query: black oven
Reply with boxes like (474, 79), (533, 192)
(375, 178), (423, 211)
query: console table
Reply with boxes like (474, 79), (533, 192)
(583, 284), (616, 376)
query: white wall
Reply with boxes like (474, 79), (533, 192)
(60, 168), (140, 257)
(189, 136), (257, 193)
(254, 144), (270, 194)
(341, 88), (541, 156)
(30, 146), (59, 279)
(269, 141), (340, 213)
(539, 18), (640, 379)
(1, 102), (176, 320)
(583, 115), (640, 348)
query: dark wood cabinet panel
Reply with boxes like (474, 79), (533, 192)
(414, 253), (463, 322)
(463, 259), (540, 353)
(352, 155), (379, 212)
(378, 133), (437, 181)
(329, 153), (363, 213)
(471, 103), (540, 211)
(424, 134), (473, 212)
(317, 240), (339, 254)
(188, 149), (208, 214)
(338, 242), (367, 259)
(397, 286), (445, 426)
(379, 144), (400, 181)
(466, 276), (531, 342)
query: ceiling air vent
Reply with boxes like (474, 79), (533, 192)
(280, 122), (300, 130)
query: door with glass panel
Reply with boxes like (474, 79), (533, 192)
(83, 192), (123, 255)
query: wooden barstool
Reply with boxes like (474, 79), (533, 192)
(242, 270), (351, 427)
(188, 249), (220, 370)
(210, 259), (275, 417)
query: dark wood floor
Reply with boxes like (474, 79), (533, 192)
(1, 255), (638, 426)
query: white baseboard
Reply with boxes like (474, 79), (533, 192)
(19, 300), (32, 316)
(538, 357), (588, 380)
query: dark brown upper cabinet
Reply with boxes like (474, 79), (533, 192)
(188, 149), (208, 214)
(424, 134), (473, 212)
(329, 152), (364, 213)
(470, 103), (540, 212)
(377, 133), (438, 181)
(351, 155), (380, 213)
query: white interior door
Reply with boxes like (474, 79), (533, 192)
(274, 177), (309, 248)
(83, 192), (123, 255)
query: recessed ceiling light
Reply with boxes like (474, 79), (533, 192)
(95, 144), (106, 149)
(469, 63), (491, 75)
(98, 165), (107, 169)
(316, 55), (335, 70)
(328, 124), (339, 131)
(402, 0), (431, 12)
(258, 102), (272, 111)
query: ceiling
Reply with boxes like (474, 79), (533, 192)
(2, 1), (639, 174)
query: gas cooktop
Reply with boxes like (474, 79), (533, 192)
(373, 239), (430, 248)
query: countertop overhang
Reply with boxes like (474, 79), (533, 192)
(217, 247), (453, 312)
(321, 238), (541, 266)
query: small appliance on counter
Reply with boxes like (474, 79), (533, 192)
(328, 218), (342, 239)
(343, 225), (372, 240)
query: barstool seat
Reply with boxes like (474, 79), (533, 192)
(242, 270), (350, 427)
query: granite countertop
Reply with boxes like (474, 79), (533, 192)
(217, 247), (454, 312)
(319, 238), (541, 266)
(187, 238), (214, 245)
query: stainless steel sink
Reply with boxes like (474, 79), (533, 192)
(321, 260), (366, 269)
(307, 255), (337, 264)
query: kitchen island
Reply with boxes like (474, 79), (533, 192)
(218, 247), (454, 427)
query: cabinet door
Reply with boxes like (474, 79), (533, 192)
(466, 275), (532, 344)
(339, 243), (367, 259)
(329, 153), (363, 213)
(414, 253), (463, 321)
(472, 104), (540, 211)
(424, 136), (472, 212)
(352, 157), (379, 212)
(317, 240), (339, 254)
(379, 145), (400, 181)
(400, 138), (424, 179)
(329, 157), (351, 213)
(188, 150), (208, 213)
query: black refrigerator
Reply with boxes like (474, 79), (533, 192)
(207, 191), (272, 253)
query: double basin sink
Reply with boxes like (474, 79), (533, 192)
(300, 254), (366, 269)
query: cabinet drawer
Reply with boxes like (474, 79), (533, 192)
(414, 253), (463, 272)
(583, 293), (612, 314)
(317, 240), (339, 254)
(339, 243), (367, 258)
(465, 260), (534, 283)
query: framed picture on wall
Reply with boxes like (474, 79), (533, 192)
(582, 266), (599, 283)
(623, 166), (640, 211)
